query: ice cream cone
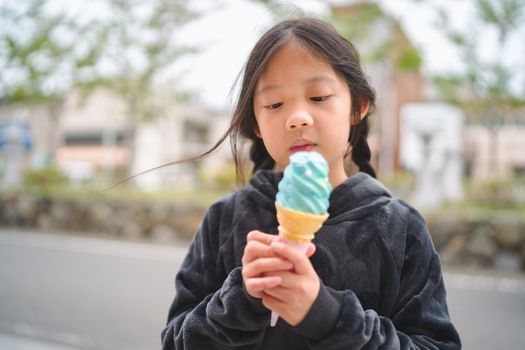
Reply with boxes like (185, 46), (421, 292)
(270, 203), (329, 327)
(275, 202), (329, 244)
(270, 151), (332, 327)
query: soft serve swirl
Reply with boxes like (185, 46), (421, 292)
(276, 151), (332, 215)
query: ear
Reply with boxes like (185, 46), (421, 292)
(351, 100), (371, 126)
(359, 100), (370, 120)
(253, 124), (262, 138)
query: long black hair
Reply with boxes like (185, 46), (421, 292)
(229, 17), (377, 180)
(109, 17), (376, 189)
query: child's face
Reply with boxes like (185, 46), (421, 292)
(253, 41), (352, 186)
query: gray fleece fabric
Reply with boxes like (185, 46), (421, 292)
(161, 170), (461, 349)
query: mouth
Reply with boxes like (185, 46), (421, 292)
(290, 139), (316, 153)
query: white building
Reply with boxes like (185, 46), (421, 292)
(57, 88), (231, 189)
(464, 124), (525, 180)
(0, 88), (232, 190)
(130, 103), (231, 190)
(0, 100), (62, 169)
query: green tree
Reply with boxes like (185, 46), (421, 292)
(78, 0), (198, 177)
(0, 0), (199, 176)
(0, 0), (86, 166)
(328, 1), (423, 175)
(329, 2), (422, 72)
(432, 0), (525, 178)
(0, 1), (79, 102)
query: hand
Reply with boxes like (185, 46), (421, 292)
(261, 240), (320, 326)
(242, 230), (293, 299)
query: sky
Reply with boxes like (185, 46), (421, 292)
(172, 0), (485, 110)
(5, 0), (523, 110)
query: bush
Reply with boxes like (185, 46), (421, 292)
(199, 163), (252, 190)
(23, 167), (68, 188)
(464, 178), (525, 209)
(378, 171), (415, 198)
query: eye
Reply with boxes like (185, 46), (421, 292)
(264, 102), (283, 110)
(310, 96), (330, 102)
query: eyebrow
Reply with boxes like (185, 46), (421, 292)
(256, 75), (337, 94)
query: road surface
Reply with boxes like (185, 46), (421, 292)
(1, 229), (524, 349)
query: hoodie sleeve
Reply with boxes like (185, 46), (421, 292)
(161, 202), (270, 350)
(291, 207), (461, 349)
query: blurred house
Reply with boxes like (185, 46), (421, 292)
(0, 88), (231, 189)
(0, 100), (62, 170)
(129, 102), (231, 190)
(57, 89), (129, 184)
(332, 1), (525, 182)
(58, 88), (231, 188)
(332, 2), (425, 175)
(464, 122), (525, 180)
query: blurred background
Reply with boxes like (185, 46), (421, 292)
(1, 0), (524, 349)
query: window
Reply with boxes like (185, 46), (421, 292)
(514, 166), (525, 178)
(183, 120), (208, 144)
(64, 131), (125, 145)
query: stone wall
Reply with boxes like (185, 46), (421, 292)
(425, 210), (525, 271)
(0, 192), (205, 243)
(1, 192), (524, 272)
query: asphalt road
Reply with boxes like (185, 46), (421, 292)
(1, 229), (524, 349)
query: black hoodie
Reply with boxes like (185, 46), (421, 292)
(161, 170), (461, 349)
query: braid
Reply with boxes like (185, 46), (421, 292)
(349, 117), (376, 178)
(250, 138), (275, 173)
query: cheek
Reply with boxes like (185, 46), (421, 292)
(324, 117), (351, 152)
(256, 114), (281, 136)
(324, 114), (350, 137)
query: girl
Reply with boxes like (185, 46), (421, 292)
(161, 17), (461, 349)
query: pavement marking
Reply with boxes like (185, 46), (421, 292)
(444, 272), (525, 295)
(0, 230), (189, 263)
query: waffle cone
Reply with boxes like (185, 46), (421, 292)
(275, 202), (328, 244)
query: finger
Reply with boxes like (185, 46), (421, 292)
(261, 293), (288, 316)
(247, 230), (278, 245)
(263, 285), (315, 326)
(244, 276), (281, 294)
(270, 241), (314, 275)
(265, 271), (321, 311)
(263, 285), (292, 300)
(242, 240), (276, 265)
(242, 257), (293, 278)
(263, 270), (297, 289)
(306, 243), (316, 258)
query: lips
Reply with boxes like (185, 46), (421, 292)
(290, 138), (316, 153)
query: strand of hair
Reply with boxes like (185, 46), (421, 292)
(104, 127), (232, 191)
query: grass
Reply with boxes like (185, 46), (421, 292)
(20, 183), (230, 208)
(421, 202), (525, 222)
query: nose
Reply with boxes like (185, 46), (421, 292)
(285, 110), (313, 131)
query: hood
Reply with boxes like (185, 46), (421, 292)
(327, 172), (392, 223)
(247, 170), (392, 222)
(247, 170), (283, 212)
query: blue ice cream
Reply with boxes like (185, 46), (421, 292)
(276, 151), (332, 215)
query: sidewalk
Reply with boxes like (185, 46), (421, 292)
(0, 333), (82, 350)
